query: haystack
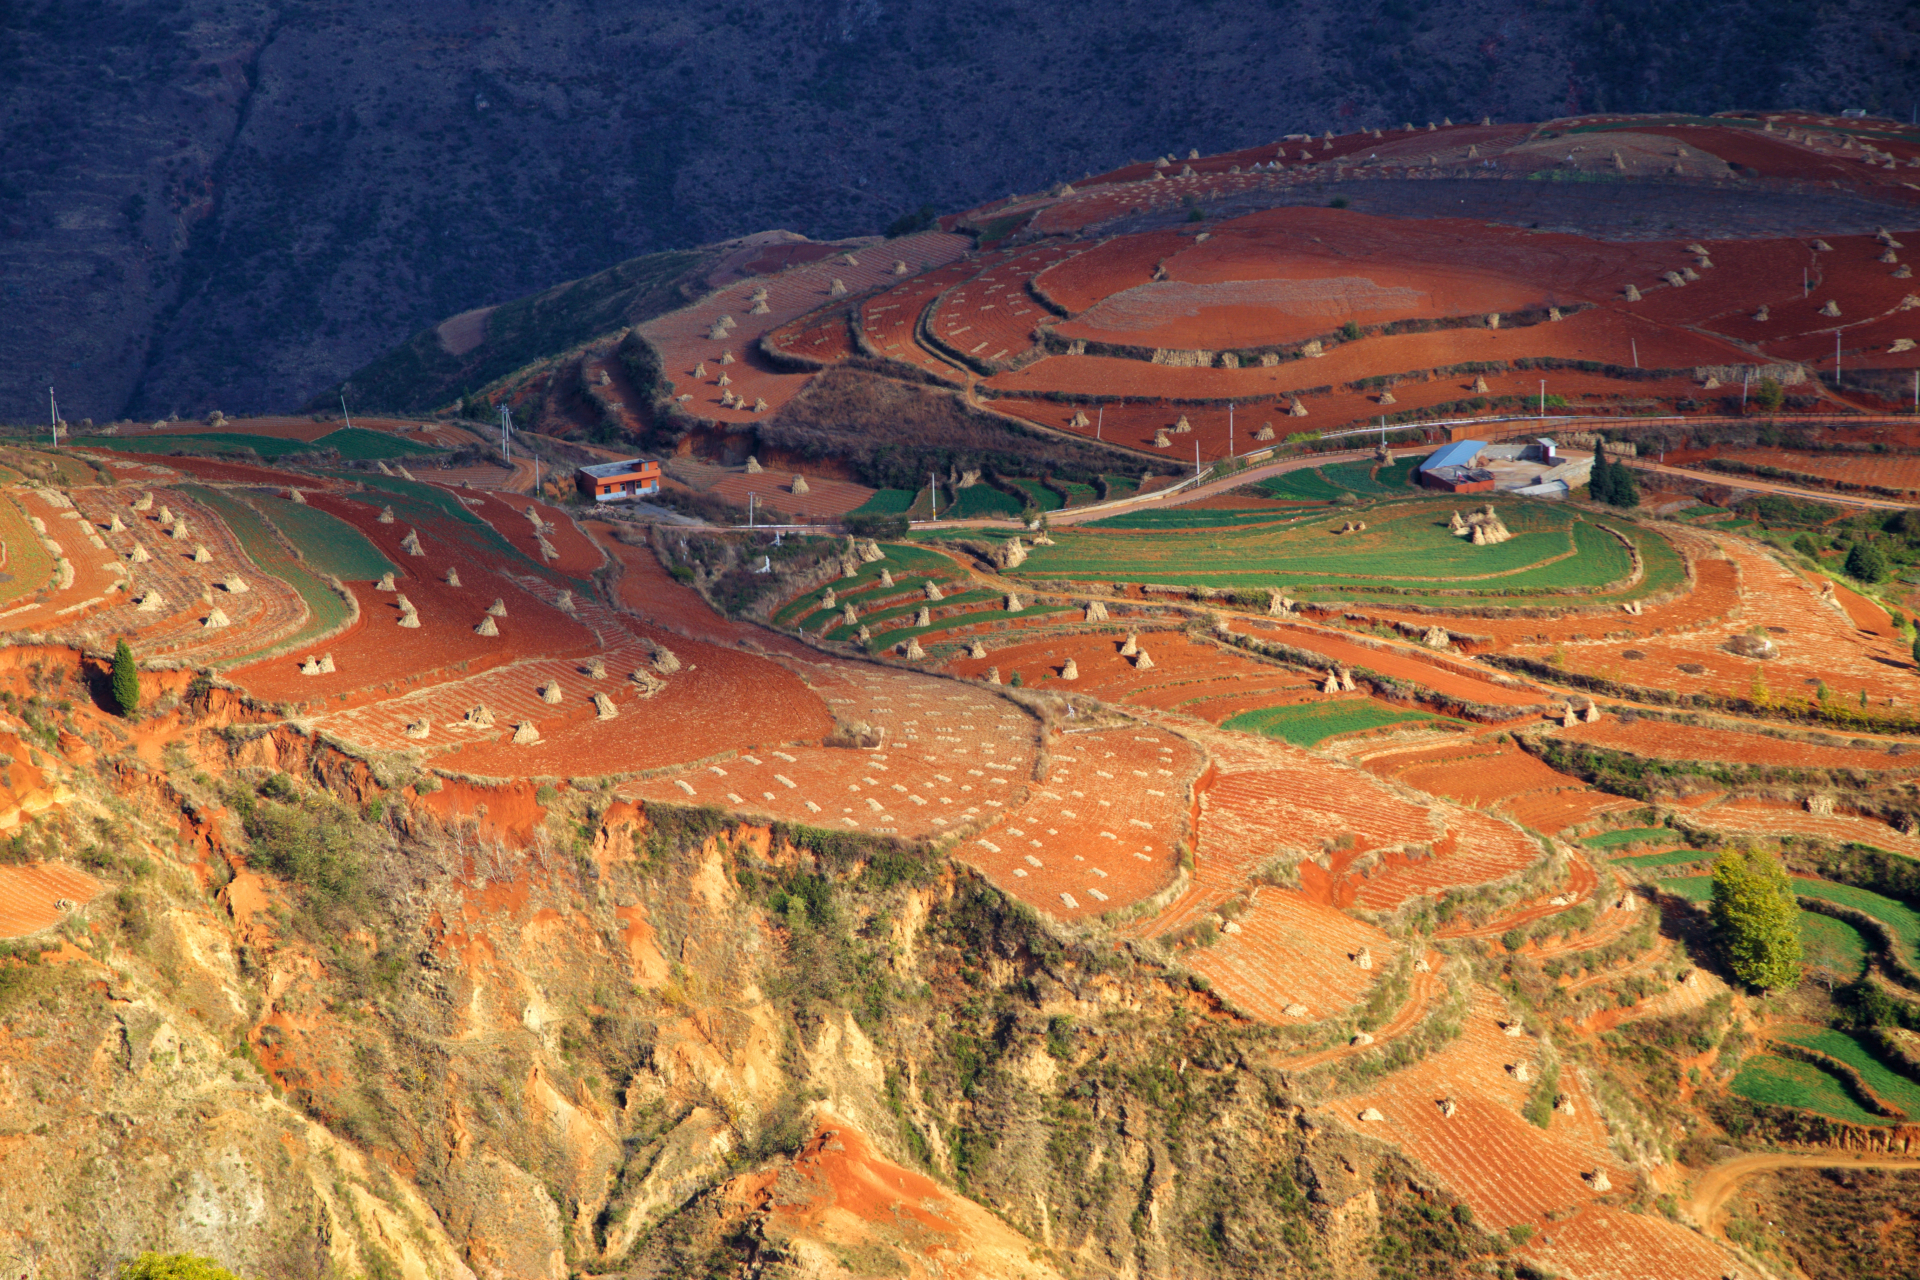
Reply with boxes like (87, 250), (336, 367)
(445, 567), (461, 587)
(822, 588), (837, 610)
(749, 298), (770, 315)
(378, 505), (395, 523)
(1663, 270), (1686, 288)
(1120, 632), (1138, 657)
(128, 543), (151, 563)
(404, 720), (431, 740)
(1754, 305), (1770, 321)
(1339, 668), (1356, 692)
(1813, 239), (1832, 251)
(744, 455), (763, 474)
(1133, 648), (1154, 670)
(203, 608), (231, 630)
(376, 460), (393, 476)
(376, 571), (396, 591)
(1439, 1098), (1457, 1117)
(1623, 284), (1641, 302)
(1085, 599), (1108, 622)
(1288, 398), (1308, 417)
(719, 349), (736, 365)
(1069, 410), (1090, 429)
(536, 537), (558, 561)
(997, 538), (1028, 570)
(842, 603), (860, 627)
(1323, 670), (1340, 694)
(539, 680), (563, 704)
(169, 520), (189, 541)
(985, 666), (1001, 684)
(1154, 429), (1172, 448)
(631, 668), (666, 697)
(878, 569), (893, 588)
(1582, 700), (1601, 723)
(1254, 422), (1275, 441)
(1510, 1062), (1531, 1083)
(1487, 312), (1501, 328)
(158, 505), (174, 524)
(913, 606), (931, 628)
(969, 639), (988, 659)
(107, 514), (126, 533)
(475, 616), (500, 637)
(1174, 414), (1192, 433)
(904, 637), (926, 660)
(397, 609), (420, 629)
(1892, 339), (1916, 354)
(791, 475), (810, 495)
(133, 492), (153, 512)
(1898, 265), (1914, 279)
(193, 545), (212, 563)
(1358, 1108), (1385, 1123)
(694, 362), (706, 378)
(1584, 1170), (1612, 1193)
(511, 721), (539, 745)
(1378, 390), (1396, 405)
(1006, 593), (1024, 612)
(487, 598), (507, 616)
(288, 488), (306, 505)
(717, 373), (732, 388)
(924, 580), (943, 601)
(1820, 299), (1841, 317)
(467, 704), (496, 728)
(1301, 339), (1325, 358)
(859, 538), (885, 563)
(1268, 589), (1292, 615)
(1702, 375), (1721, 390)
(893, 259), (909, 275)
(1356, 947), (1373, 970)
(1423, 626), (1449, 649)
(222, 574), (248, 594)
(401, 529), (424, 556)
(134, 590), (163, 612)
(829, 278), (847, 297)
(1472, 375), (1490, 394)
(300, 655), (322, 676)
(594, 692), (617, 720)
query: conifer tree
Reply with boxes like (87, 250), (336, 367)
(111, 638), (140, 716)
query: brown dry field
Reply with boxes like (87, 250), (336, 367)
(1554, 716), (1920, 770)
(707, 472), (875, 519)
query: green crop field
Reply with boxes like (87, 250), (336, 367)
(76, 432), (315, 459)
(1018, 498), (1658, 599)
(808, 589), (1000, 639)
(185, 487), (350, 659)
(0, 494), (55, 608)
(850, 489), (915, 516)
(946, 486), (1023, 518)
(1257, 469), (1351, 503)
(311, 427), (444, 459)
(1222, 699), (1453, 748)
(773, 544), (962, 628)
(1081, 506), (1320, 531)
(1799, 915), (1870, 980)
(1731, 1053), (1890, 1126)
(252, 496), (395, 581)
(1656, 876), (1712, 903)
(1779, 1028), (1920, 1113)
(1009, 480), (1064, 512)
(867, 601), (1071, 649)
(1612, 850), (1713, 870)
(1320, 460), (1407, 496)
(1584, 827), (1673, 849)
(1660, 874), (1920, 965)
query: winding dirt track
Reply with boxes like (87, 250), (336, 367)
(1687, 1153), (1920, 1232)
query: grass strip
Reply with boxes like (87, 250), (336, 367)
(1221, 699), (1455, 748)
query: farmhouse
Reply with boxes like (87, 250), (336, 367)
(575, 457), (663, 503)
(1417, 440), (1495, 493)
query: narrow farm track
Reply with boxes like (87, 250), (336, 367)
(1686, 1153), (1920, 1235)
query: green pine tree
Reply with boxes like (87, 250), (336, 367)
(111, 637), (140, 716)
(1845, 541), (1889, 582)
(1589, 454), (1615, 503)
(1710, 846), (1803, 990)
(1911, 632), (1920, 667)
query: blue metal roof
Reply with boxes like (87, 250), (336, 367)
(1419, 440), (1488, 472)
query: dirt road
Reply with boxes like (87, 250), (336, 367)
(1687, 1152), (1920, 1230)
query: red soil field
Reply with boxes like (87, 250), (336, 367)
(1363, 737), (1629, 835)
(1554, 716), (1920, 771)
(1347, 805), (1545, 911)
(641, 229), (969, 426)
(0, 862), (100, 939)
(619, 667), (1037, 839)
(1513, 532), (1920, 707)
(95, 453), (325, 488)
(956, 725), (1195, 921)
(1336, 544), (1736, 648)
(463, 491), (605, 577)
(762, 304), (858, 367)
(227, 498), (594, 709)
(856, 257), (983, 383)
(1680, 795), (1920, 859)
(1244, 622), (1547, 708)
(1031, 230), (1194, 315)
(926, 242), (1083, 367)
(706, 472), (876, 520)
(1185, 887), (1397, 1022)
(1675, 446), (1920, 493)
(941, 630), (1290, 706)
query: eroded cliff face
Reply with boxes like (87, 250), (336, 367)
(0, 674), (1482, 1279)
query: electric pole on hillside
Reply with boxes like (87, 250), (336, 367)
(1228, 402), (1234, 458)
(48, 386), (59, 447)
(340, 392), (354, 430)
(498, 405), (515, 467)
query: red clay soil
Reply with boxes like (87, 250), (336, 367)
(1333, 545), (1737, 649)
(956, 724), (1195, 921)
(1243, 622), (1546, 707)
(226, 497), (595, 709)
(764, 304), (859, 367)
(1332, 986), (1744, 1280)
(706, 472), (876, 519)
(1673, 446), (1920, 494)
(1513, 532), (1920, 706)
(464, 491), (606, 577)
(0, 862), (100, 939)
(1681, 796), (1920, 858)
(640, 229), (970, 426)
(1554, 716), (1920, 770)
(591, 528), (818, 657)
(856, 257), (982, 382)
(927, 242), (1083, 366)
(941, 631), (1286, 706)
(1184, 887), (1397, 1022)
(1438, 854), (1602, 940)
(1030, 230), (1193, 315)
(1364, 737), (1625, 835)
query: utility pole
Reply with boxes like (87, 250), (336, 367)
(1538, 379), (1546, 419)
(1096, 404), (1103, 440)
(1630, 339), (1639, 370)
(498, 405), (513, 467)
(749, 493), (755, 528)
(47, 386), (58, 447)
(929, 471), (938, 518)
(1742, 368), (1751, 409)
(1835, 332), (1842, 390)
(340, 393), (354, 430)
(1228, 402), (1234, 458)
(1194, 438), (1200, 477)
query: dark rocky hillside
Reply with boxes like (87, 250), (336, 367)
(2, 0), (1915, 424)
